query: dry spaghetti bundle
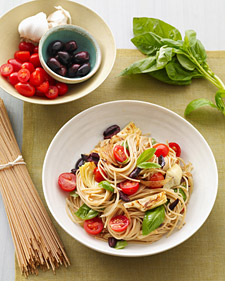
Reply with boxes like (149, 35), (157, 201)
(0, 99), (70, 276)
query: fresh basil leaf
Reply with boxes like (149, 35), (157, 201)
(75, 204), (98, 220)
(166, 59), (202, 82)
(149, 68), (192, 85)
(215, 90), (225, 114)
(156, 46), (174, 69)
(119, 56), (157, 76)
(184, 30), (197, 48)
(137, 148), (156, 166)
(133, 17), (182, 40)
(174, 188), (186, 201)
(161, 38), (184, 49)
(142, 205), (165, 236)
(177, 54), (196, 71)
(184, 98), (217, 116)
(99, 181), (114, 192)
(115, 240), (128, 249)
(137, 162), (161, 169)
(70, 191), (79, 198)
(131, 32), (163, 55)
(190, 39), (207, 64)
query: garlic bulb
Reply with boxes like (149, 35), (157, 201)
(18, 12), (49, 43)
(47, 6), (72, 28)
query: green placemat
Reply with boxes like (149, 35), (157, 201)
(16, 49), (225, 281)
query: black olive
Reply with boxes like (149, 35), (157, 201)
(68, 64), (80, 78)
(158, 155), (165, 168)
(57, 51), (71, 65)
(108, 237), (117, 248)
(87, 153), (100, 165)
(64, 40), (77, 53)
(75, 157), (86, 169)
(77, 63), (91, 77)
(47, 40), (64, 56)
(169, 198), (179, 210)
(103, 125), (120, 139)
(47, 57), (62, 72)
(56, 66), (67, 77)
(129, 167), (141, 178)
(119, 190), (130, 202)
(73, 51), (90, 63)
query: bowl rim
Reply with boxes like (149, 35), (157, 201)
(39, 24), (102, 84)
(42, 99), (218, 257)
(0, 0), (116, 105)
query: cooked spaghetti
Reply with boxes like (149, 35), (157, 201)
(66, 122), (193, 247)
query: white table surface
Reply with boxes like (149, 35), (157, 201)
(0, 0), (225, 280)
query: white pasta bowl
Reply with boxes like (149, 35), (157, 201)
(42, 100), (218, 257)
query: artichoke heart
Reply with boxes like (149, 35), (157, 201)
(124, 192), (167, 211)
(79, 162), (97, 188)
(163, 164), (183, 188)
(117, 122), (142, 138)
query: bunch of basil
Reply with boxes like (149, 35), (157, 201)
(120, 18), (225, 116)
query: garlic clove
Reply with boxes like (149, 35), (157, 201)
(47, 6), (72, 28)
(18, 12), (49, 43)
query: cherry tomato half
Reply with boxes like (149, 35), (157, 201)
(7, 59), (22, 72)
(113, 145), (129, 163)
(36, 80), (49, 93)
(58, 173), (76, 192)
(19, 41), (35, 53)
(35, 89), (46, 97)
(153, 143), (169, 157)
(15, 82), (35, 97)
(14, 51), (30, 62)
(18, 69), (30, 83)
(148, 172), (165, 188)
(169, 142), (181, 157)
(45, 85), (58, 99)
(0, 63), (13, 77)
(119, 180), (139, 195)
(109, 215), (130, 232)
(94, 167), (106, 182)
(29, 53), (41, 68)
(55, 82), (68, 96)
(84, 217), (104, 235)
(8, 72), (19, 85)
(21, 62), (35, 73)
(30, 68), (44, 86)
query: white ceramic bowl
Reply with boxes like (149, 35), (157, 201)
(42, 100), (218, 257)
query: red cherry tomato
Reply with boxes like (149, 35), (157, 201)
(113, 145), (129, 163)
(36, 80), (49, 93)
(45, 85), (58, 99)
(30, 68), (44, 86)
(84, 217), (104, 235)
(14, 51), (30, 62)
(15, 82), (35, 97)
(169, 142), (181, 157)
(21, 62), (35, 73)
(33, 46), (38, 53)
(18, 69), (30, 83)
(109, 215), (130, 232)
(148, 172), (165, 188)
(19, 41), (35, 53)
(29, 53), (41, 67)
(119, 180), (139, 195)
(55, 82), (68, 96)
(8, 72), (19, 85)
(7, 59), (22, 72)
(153, 143), (169, 157)
(35, 89), (46, 97)
(0, 63), (13, 77)
(94, 167), (106, 182)
(58, 173), (76, 192)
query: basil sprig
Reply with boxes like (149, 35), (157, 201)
(99, 181), (114, 192)
(120, 17), (225, 117)
(75, 204), (98, 220)
(115, 240), (128, 249)
(137, 148), (160, 169)
(142, 205), (165, 236)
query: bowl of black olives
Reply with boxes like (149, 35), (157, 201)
(39, 25), (101, 84)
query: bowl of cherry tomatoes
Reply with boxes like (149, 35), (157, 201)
(0, 0), (116, 104)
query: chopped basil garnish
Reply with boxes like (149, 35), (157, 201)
(99, 181), (114, 192)
(75, 204), (98, 220)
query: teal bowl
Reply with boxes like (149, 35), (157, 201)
(39, 24), (101, 84)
